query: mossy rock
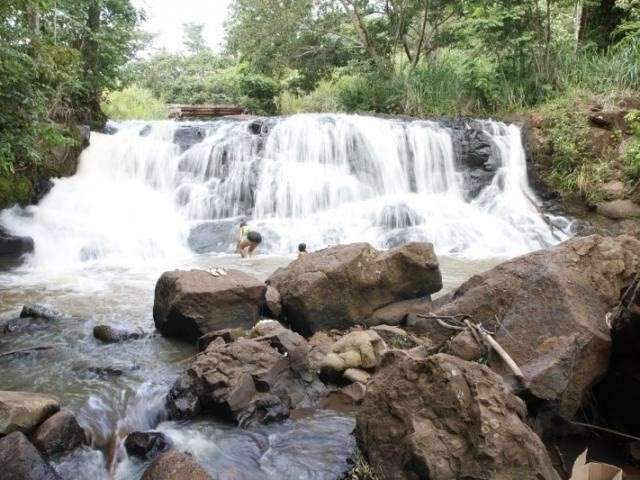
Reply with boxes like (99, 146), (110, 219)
(0, 175), (33, 209)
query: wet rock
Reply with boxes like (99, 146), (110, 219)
(167, 323), (325, 426)
(366, 297), (431, 327)
(20, 304), (63, 321)
(82, 362), (140, 376)
(268, 242), (442, 336)
(141, 450), (212, 480)
(93, 325), (144, 343)
(173, 125), (209, 151)
(187, 220), (237, 254)
(124, 431), (171, 460)
(32, 409), (85, 456)
(412, 235), (640, 421)
(320, 330), (387, 376)
(375, 204), (422, 229)
(198, 328), (246, 351)
(0, 431), (62, 480)
(31, 178), (54, 204)
(0, 228), (34, 265)
(596, 199), (640, 219)
(0, 390), (60, 435)
(356, 351), (560, 480)
(264, 285), (282, 318)
(153, 269), (266, 342)
(340, 382), (367, 403)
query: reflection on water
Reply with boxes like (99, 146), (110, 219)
(0, 251), (497, 478)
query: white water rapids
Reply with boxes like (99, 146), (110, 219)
(1, 114), (569, 270)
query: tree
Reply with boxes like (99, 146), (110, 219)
(183, 22), (208, 55)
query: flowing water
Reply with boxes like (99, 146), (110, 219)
(0, 113), (570, 479)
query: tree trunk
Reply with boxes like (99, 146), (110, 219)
(81, 0), (106, 128)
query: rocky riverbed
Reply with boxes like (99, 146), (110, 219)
(3, 237), (640, 479)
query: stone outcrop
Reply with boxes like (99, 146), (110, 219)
(0, 431), (61, 480)
(264, 285), (282, 318)
(167, 321), (325, 426)
(366, 297), (431, 327)
(0, 228), (34, 268)
(0, 390), (60, 435)
(357, 351), (560, 480)
(32, 409), (85, 456)
(141, 450), (212, 480)
(153, 269), (266, 342)
(409, 235), (640, 420)
(268, 242), (442, 336)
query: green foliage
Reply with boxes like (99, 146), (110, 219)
(624, 110), (640, 183)
(0, 175), (33, 208)
(102, 85), (167, 120)
(538, 96), (612, 201)
(0, 0), (141, 178)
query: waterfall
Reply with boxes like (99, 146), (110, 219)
(0, 113), (569, 269)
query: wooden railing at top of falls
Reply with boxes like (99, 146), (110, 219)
(167, 104), (249, 120)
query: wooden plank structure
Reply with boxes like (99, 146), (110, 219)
(168, 104), (248, 120)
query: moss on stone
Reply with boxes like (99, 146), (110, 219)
(0, 174), (33, 209)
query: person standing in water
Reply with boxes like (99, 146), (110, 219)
(236, 221), (262, 258)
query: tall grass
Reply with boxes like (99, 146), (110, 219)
(102, 85), (167, 120)
(278, 41), (640, 117)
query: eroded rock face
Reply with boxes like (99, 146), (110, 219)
(167, 321), (325, 426)
(356, 351), (560, 480)
(32, 409), (85, 456)
(410, 235), (640, 420)
(268, 242), (442, 336)
(0, 390), (60, 435)
(153, 269), (266, 342)
(0, 431), (62, 480)
(141, 450), (212, 480)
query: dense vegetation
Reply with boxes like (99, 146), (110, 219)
(0, 0), (140, 205)
(2, 0), (640, 204)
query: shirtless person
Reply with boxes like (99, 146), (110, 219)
(236, 221), (262, 258)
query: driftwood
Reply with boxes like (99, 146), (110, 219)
(417, 313), (524, 381)
(570, 420), (640, 442)
(0, 343), (63, 358)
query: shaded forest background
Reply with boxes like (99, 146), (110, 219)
(1, 0), (640, 205)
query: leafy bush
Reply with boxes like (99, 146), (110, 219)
(102, 85), (167, 120)
(624, 110), (640, 183)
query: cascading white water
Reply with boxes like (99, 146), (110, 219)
(0, 113), (569, 270)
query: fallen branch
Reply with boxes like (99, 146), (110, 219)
(0, 343), (63, 358)
(570, 420), (640, 442)
(477, 327), (524, 381)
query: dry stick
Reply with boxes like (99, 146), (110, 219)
(0, 343), (63, 358)
(478, 329), (525, 381)
(570, 420), (640, 442)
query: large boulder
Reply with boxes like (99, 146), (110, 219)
(0, 228), (34, 268)
(93, 325), (144, 343)
(32, 409), (85, 456)
(596, 199), (640, 220)
(167, 321), (325, 426)
(409, 235), (640, 421)
(141, 450), (212, 480)
(153, 269), (266, 342)
(357, 351), (560, 480)
(268, 242), (442, 336)
(0, 432), (62, 480)
(0, 390), (60, 435)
